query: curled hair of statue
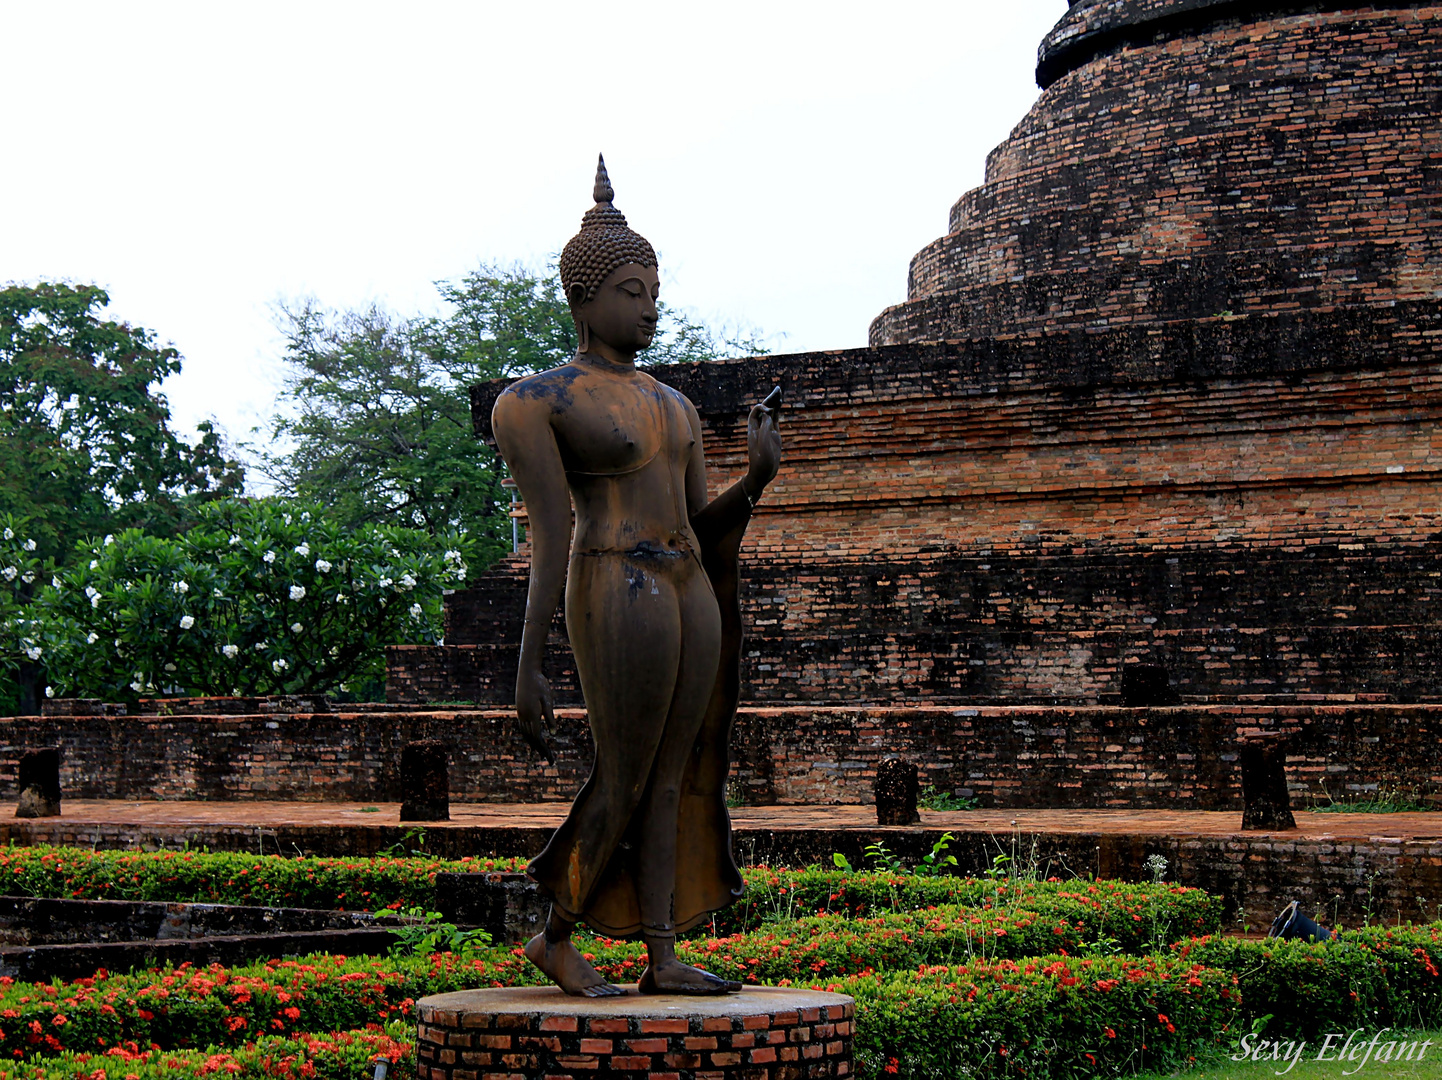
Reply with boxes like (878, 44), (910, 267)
(559, 153), (658, 306)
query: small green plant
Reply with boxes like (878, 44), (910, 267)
(380, 826), (428, 858)
(918, 785), (979, 812)
(864, 840), (904, 874)
(915, 832), (959, 877)
(832, 852), (854, 872)
(984, 851), (1013, 880)
(372, 906), (492, 959)
(1312, 783), (1430, 813)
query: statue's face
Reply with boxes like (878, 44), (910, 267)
(575, 263), (659, 354)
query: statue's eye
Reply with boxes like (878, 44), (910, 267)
(618, 281), (643, 298)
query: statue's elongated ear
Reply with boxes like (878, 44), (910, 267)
(567, 283), (587, 309)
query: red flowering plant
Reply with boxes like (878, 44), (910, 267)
(0, 847), (525, 912)
(1173, 922), (1442, 1039)
(0, 1020), (412, 1080)
(844, 953), (1235, 1079)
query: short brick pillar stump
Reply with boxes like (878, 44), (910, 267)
(415, 985), (855, 1079)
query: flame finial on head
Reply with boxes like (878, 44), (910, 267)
(593, 154), (615, 205)
(560, 153), (658, 305)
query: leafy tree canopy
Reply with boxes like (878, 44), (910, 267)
(0, 283), (245, 567)
(259, 263), (767, 569)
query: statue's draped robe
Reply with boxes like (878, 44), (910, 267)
(525, 483), (752, 936)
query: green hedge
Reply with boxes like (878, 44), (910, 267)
(0, 846), (525, 910)
(0, 950), (1231, 1080)
(0, 1021), (412, 1080)
(1176, 924), (1442, 1038)
(0, 847), (1221, 948)
(1, 921), (1438, 1078)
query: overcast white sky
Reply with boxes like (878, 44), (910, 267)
(2, 2), (1061, 479)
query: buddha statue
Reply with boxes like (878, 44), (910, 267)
(491, 156), (781, 996)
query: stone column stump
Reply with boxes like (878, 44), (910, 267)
(416, 985), (855, 1079)
(400, 740), (450, 821)
(1239, 736), (1296, 831)
(874, 757), (919, 826)
(15, 747), (61, 819)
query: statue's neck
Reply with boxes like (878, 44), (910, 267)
(578, 341), (637, 372)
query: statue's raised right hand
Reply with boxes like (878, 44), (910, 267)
(515, 663), (557, 764)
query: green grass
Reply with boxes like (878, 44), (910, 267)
(1143, 1031), (1442, 1079)
(1310, 785), (1432, 813)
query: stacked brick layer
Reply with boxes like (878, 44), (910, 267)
(8, 704), (1438, 810)
(400, 306), (1442, 706)
(872, 6), (1442, 345)
(415, 989), (855, 1080)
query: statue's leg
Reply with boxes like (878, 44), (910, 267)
(634, 570), (739, 995)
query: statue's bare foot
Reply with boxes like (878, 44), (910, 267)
(638, 959), (742, 995)
(524, 932), (625, 997)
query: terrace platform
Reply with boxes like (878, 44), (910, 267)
(4, 801), (1439, 927)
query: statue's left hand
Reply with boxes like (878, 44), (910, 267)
(745, 386), (782, 496)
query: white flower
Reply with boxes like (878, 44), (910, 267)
(213, 588), (223, 598)
(411, 509), (425, 525)
(24, 645), (42, 661)
(378, 577), (393, 589)
(289, 585), (306, 601)
(294, 543), (310, 557)
(23, 539), (36, 552)
(329, 646), (339, 657)
(52, 576), (61, 589)
(86, 632), (99, 644)
(174, 580), (189, 594)
(283, 513), (293, 525)
(301, 511), (310, 522)
(231, 688), (241, 696)
(103, 534), (114, 546)
(314, 559), (332, 574)
(1, 528), (11, 540)
(222, 644), (239, 659)
(254, 642), (268, 651)
(90, 594), (101, 609)
(272, 657), (289, 673)
(164, 663), (177, 672)
(400, 574), (416, 590)
(2, 566), (16, 581)
(454, 567), (466, 581)
(20, 571), (34, 583)
(179, 615), (195, 630)
(44, 686), (53, 698)
(444, 549), (462, 562)
(85, 586), (100, 599)
(290, 622), (303, 633)
(335, 593), (348, 604)
(89, 559), (98, 569)
(263, 550), (276, 564)
(409, 603), (423, 618)
(130, 680), (144, 692)
(229, 534), (241, 546)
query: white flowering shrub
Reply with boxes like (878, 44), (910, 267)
(18, 499), (470, 700)
(0, 518), (49, 702)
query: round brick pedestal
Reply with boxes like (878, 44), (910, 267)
(415, 985), (855, 1079)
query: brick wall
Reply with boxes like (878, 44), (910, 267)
(872, 6), (1442, 344)
(394, 305), (1442, 706)
(6, 704), (1437, 809)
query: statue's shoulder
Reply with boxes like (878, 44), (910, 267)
(493, 365), (586, 427)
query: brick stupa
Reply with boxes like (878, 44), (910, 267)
(391, 0), (1442, 710)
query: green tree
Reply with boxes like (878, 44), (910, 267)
(259, 263), (767, 565)
(0, 283), (245, 567)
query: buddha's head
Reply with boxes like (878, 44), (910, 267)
(560, 155), (660, 358)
